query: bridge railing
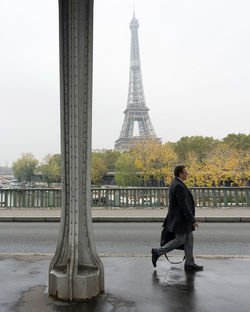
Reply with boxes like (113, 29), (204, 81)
(0, 189), (62, 208)
(0, 187), (249, 208)
(92, 187), (250, 208)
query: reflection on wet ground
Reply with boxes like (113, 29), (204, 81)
(152, 266), (196, 290)
(0, 255), (249, 312)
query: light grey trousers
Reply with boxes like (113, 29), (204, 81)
(158, 231), (195, 265)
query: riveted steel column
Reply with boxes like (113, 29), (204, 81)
(49, 0), (104, 301)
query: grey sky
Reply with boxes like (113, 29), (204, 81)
(0, 0), (249, 166)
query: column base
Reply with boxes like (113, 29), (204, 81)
(49, 266), (104, 301)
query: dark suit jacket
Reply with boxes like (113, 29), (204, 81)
(163, 177), (196, 234)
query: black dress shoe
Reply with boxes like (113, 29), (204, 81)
(184, 263), (204, 271)
(151, 248), (159, 268)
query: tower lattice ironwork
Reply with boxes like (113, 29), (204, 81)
(115, 13), (160, 151)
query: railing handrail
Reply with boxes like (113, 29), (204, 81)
(1, 186), (249, 190)
(1, 187), (250, 208)
(91, 186), (250, 190)
(0, 188), (61, 191)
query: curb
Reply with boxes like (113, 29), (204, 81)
(0, 216), (250, 222)
(0, 252), (250, 259)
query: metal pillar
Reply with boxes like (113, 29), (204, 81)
(49, 0), (104, 300)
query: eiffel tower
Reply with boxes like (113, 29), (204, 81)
(114, 13), (160, 151)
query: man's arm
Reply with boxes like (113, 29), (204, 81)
(175, 184), (196, 225)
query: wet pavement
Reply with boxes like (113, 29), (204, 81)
(1, 254), (250, 312)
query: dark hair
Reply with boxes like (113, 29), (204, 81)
(174, 165), (185, 177)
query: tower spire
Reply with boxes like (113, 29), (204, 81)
(115, 15), (160, 151)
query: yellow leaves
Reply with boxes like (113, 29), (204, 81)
(127, 140), (249, 187)
(134, 159), (144, 171)
(185, 144), (250, 187)
(130, 139), (177, 185)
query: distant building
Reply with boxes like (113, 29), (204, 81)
(0, 167), (14, 179)
(92, 148), (109, 153)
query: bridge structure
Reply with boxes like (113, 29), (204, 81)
(47, 0), (104, 301)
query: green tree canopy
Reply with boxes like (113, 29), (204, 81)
(92, 150), (121, 172)
(173, 136), (218, 163)
(223, 133), (250, 150)
(101, 150), (121, 171)
(12, 153), (38, 182)
(91, 154), (107, 186)
(114, 153), (141, 186)
(40, 154), (61, 186)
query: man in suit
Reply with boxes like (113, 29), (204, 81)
(151, 164), (203, 271)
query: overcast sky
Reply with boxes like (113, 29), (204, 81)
(0, 0), (249, 166)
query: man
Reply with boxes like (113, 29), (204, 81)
(151, 165), (203, 271)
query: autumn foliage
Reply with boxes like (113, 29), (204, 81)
(130, 140), (177, 186)
(185, 145), (250, 187)
(12, 134), (249, 187)
(115, 134), (250, 187)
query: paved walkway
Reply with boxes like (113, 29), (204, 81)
(0, 207), (250, 222)
(1, 253), (250, 312)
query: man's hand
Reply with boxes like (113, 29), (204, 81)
(193, 222), (199, 227)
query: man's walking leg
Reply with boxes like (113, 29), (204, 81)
(151, 233), (186, 267)
(184, 232), (194, 266)
(158, 233), (186, 256)
(184, 231), (204, 271)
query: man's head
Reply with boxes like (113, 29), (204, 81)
(174, 165), (188, 181)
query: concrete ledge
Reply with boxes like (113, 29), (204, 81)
(196, 217), (206, 222)
(0, 216), (249, 222)
(127, 216), (155, 222)
(240, 217), (250, 222)
(97, 216), (128, 222)
(13, 217), (47, 222)
(1, 252), (250, 259)
(205, 217), (241, 222)
(151, 217), (163, 222)
(45, 217), (60, 222)
(0, 217), (14, 222)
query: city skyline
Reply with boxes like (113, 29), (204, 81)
(0, 0), (249, 166)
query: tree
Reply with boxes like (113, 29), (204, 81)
(185, 144), (250, 187)
(184, 152), (205, 187)
(130, 139), (158, 186)
(172, 136), (190, 163)
(12, 153), (38, 182)
(101, 150), (121, 171)
(173, 136), (218, 163)
(150, 143), (177, 186)
(202, 144), (250, 186)
(114, 153), (141, 186)
(223, 133), (250, 150)
(91, 154), (107, 186)
(131, 140), (177, 186)
(40, 154), (61, 186)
